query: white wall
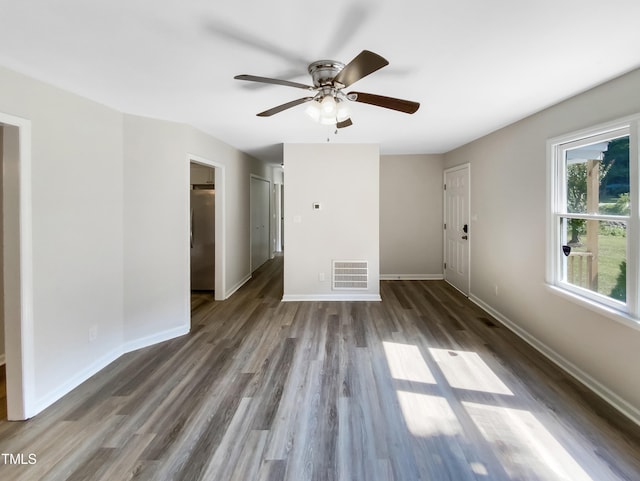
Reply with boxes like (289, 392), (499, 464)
(380, 154), (444, 279)
(283, 143), (380, 301)
(123, 115), (190, 346)
(122, 116), (273, 345)
(0, 65), (272, 417)
(444, 67), (640, 421)
(0, 66), (124, 413)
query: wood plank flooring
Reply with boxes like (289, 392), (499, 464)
(1, 256), (639, 480)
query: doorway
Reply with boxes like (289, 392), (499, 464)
(188, 154), (225, 301)
(444, 164), (471, 296)
(190, 164), (215, 295)
(1, 112), (34, 420)
(0, 125), (5, 419)
(275, 183), (284, 252)
(250, 175), (271, 272)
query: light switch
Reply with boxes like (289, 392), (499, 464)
(312, 202), (321, 210)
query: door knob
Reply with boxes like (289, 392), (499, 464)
(462, 235), (468, 240)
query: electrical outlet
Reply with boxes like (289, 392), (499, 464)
(89, 325), (97, 342)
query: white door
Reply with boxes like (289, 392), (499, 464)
(444, 164), (470, 295)
(251, 176), (270, 271)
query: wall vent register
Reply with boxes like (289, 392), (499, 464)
(332, 261), (368, 290)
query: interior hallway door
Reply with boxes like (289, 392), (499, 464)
(251, 176), (270, 271)
(444, 164), (470, 296)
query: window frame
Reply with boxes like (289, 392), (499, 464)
(547, 114), (640, 329)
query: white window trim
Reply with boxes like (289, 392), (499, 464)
(546, 113), (640, 329)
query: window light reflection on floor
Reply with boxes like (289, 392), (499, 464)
(382, 341), (437, 384)
(396, 390), (462, 437)
(429, 348), (514, 396)
(463, 402), (595, 481)
(382, 341), (597, 481)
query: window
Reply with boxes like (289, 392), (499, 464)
(548, 116), (639, 324)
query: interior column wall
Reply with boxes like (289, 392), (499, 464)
(283, 143), (380, 301)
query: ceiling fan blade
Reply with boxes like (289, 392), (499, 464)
(337, 118), (353, 129)
(324, 3), (372, 55)
(240, 69), (308, 91)
(333, 50), (389, 88)
(204, 19), (309, 68)
(235, 74), (315, 90)
(347, 92), (420, 114)
(257, 97), (315, 117)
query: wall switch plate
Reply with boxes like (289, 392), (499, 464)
(312, 202), (321, 210)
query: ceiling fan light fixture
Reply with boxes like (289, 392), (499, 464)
(305, 100), (322, 122)
(321, 95), (337, 115)
(336, 100), (350, 122)
(307, 95), (347, 126)
(319, 115), (336, 126)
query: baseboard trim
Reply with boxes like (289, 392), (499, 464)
(469, 294), (640, 427)
(225, 273), (251, 299)
(31, 324), (190, 418)
(32, 346), (124, 417)
(123, 324), (190, 354)
(380, 274), (444, 281)
(282, 293), (382, 302)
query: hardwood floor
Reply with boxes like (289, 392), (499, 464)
(0, 256), (639, 480)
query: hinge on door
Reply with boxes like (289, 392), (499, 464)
(444, 262), (447, 269)
(444, 184), (447, 190)
(444, 223), (446, 230)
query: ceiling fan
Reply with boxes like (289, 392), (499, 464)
(234, 50), (420, 129)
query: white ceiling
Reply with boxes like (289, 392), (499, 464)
(1, 0), (640, 164)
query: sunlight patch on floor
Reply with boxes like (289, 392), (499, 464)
(396, 390), (462, 437)
(469, 461), (488, 476)
(463, 402), (595, 481)
(383, 341), (437, 384)
(383, 341), (597, 480)
(429, 348), (514, 396)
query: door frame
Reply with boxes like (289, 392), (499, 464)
(250, 174), (272, 272)
(187, 154), (226, 300)
(1, 111), (35, 420)
(274, 183), (283, 253)
(443, 163), (471, 296)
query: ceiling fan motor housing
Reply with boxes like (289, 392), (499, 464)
(308, 60), (345, 88)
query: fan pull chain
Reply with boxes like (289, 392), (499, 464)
(324, 124), (340, 142)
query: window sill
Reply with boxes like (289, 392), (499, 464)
(545, 283), (640, 332)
